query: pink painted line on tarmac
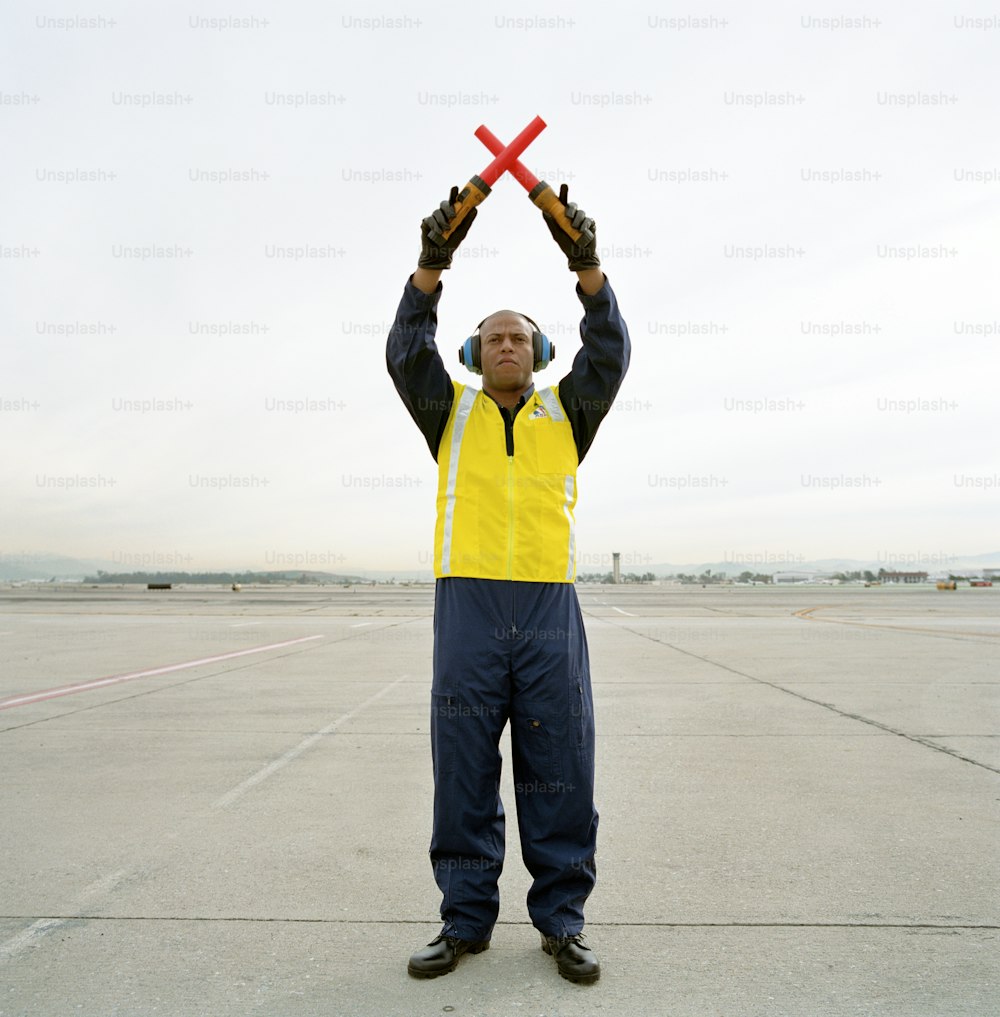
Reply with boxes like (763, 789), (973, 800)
(0, 635), (324, 711)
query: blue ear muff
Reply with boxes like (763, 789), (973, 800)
(532, 330), (554, 372)
(459, 314), (554, 375)
(459, 334), (483, 374)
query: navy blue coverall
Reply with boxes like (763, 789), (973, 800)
(387, 274), (630, 941)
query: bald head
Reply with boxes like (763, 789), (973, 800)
(479, 310), (535, 339)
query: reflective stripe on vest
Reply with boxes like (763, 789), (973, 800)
(439, 385), (478, 576)
(434, 381), (579, 583)
(562, 473), (576, 582)
(538, 386), (565, 422)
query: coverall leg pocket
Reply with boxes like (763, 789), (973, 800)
(514, 704), (565, 786)
(570, 672), (595, 770)
(430, 691), (459, 776)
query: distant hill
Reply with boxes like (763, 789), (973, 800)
(77, 570), (368, 585)
(0, 555), (371, 583)
(0, 553), (122, 582)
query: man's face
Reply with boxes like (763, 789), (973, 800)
(479, 312), (534, 394)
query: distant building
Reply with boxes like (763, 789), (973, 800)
(772, 570), (835, 583)
(880, 571), (928, 583)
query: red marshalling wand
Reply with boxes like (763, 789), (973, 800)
(426, 115), (547, 245)
(474, 124), (594, 244)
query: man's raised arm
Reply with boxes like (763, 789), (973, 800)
(541, 184), (632, 464)
(386, 187), (478, 458)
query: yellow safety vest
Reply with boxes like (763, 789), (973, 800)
(434, 381), (579, 582)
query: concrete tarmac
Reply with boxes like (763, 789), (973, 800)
(0, 583), (997, 1017)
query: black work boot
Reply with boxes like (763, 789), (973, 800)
(407, 933), (490, 978)
(540, 931), (600, 983)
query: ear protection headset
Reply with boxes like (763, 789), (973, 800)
(459, 312), (555, 375)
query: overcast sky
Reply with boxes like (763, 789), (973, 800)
(3, 1), (998, 576)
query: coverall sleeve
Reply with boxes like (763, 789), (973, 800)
(386, 274), (455, 460)
(557, 275), (632, 464)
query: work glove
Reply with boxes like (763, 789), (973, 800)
(419, 185), (478, 269)
(543, 184), (600, 271)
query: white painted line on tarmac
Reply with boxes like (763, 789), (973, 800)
(213, 673), (409, 809)
(0, 635), (325, 712)
(349, 621), (372, 628)
(0, 918), (66, 962)
(231, 622), (259, 628)
(613, 606), (637, 616)
(0, 869), (128, 962)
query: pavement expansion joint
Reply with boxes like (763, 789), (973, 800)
(2, 915), (998, 929)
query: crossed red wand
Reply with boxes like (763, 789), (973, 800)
(425, 115), (594, 248)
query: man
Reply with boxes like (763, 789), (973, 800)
(386, 183), (630, 983)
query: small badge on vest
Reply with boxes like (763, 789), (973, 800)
(529, 405), (548, 419)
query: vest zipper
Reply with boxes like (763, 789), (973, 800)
(506, 454), (515, 579)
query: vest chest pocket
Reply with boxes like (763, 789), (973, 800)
(517, 417), (577, 476)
